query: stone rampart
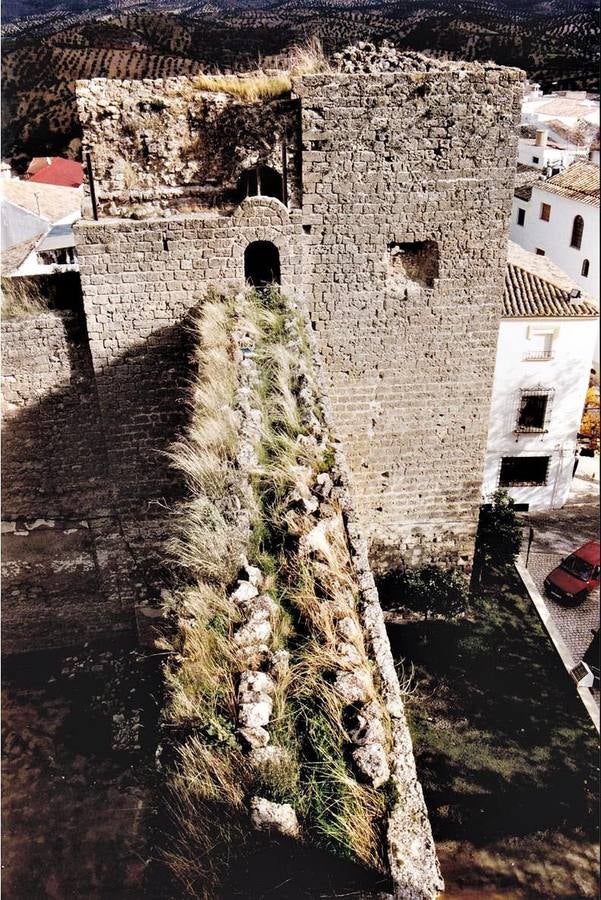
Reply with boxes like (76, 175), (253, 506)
(0, 310), (143, 652)
(4, 58), (524, 652)
(76, 198), (304, 505)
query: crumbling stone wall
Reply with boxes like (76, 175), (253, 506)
(295, 57), (523, 571)
(76, 78), (301, 216)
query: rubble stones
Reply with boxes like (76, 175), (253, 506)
(238, 698), (273, 728)
(239, 670), (276, 698)
(270, 649), (290, 678)
(351, 743), (390, 789)
(348, 701), (387, 746)
(231, 580), (259, 605)
(233, 616), (272, 647)
(315, 472), (333, 498)
(336, 640), (363, 667)
(239, 726), (270, 749)
(336, 615), (361, 643)
(249, 745), (291, 770)
(237, 593), (278, 622)
(334, 670), (373, 704)
(242, 559), (264, 588)
(250, 797), (300, 838)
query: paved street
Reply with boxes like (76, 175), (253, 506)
(519, 473), (599, 706)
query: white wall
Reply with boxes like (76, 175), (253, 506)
(483, 317), (598, 510)
(517, 140), (586, 172)
(510, 188), (599, 301)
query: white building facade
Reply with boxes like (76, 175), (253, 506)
(483, 244), (598, 511)
(510, 161), (600, 302)
(517, 131), (588, 174)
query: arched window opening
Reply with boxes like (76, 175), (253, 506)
(570, 215), (584, 249)
(581, 258), (590, 277)
(238, 165), (284, 203)
(244, 241), (281, 287)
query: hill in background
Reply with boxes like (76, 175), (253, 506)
(2, 0), (600, 160)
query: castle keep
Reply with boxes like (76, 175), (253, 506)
(2, 52), (523, 652)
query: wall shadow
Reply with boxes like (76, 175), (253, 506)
(1, 286), (198, 652)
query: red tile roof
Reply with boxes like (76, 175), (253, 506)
(27, 158), (83, 188)
(538, 160), (600, 206)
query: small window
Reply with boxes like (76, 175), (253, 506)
(540, 203), (551, 221)
(524, 331), (555, 361)
(515, 390), (551, 433)
(570, 215), (584, 249)
(535, 248), (545, 256)
(551, 167), (560, 175)
(499, 456), (550, 487)
(582, 259), (590, 277)
(238, 165), (284, 204)
(532, 155), (540, 164)
(517, 208), (526, 226)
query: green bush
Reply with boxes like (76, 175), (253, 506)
(379, 564), (468, 620)
(474, 489), (523, 578)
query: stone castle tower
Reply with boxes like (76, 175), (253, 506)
(2, 51), (523, 652)
(75, 52), (523, 574)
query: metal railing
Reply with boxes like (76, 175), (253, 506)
(522, 350), (554, 361)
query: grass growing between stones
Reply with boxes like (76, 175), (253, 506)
(2, 276), (49, 318)
(246, 285), (389, 872)
(189, 37), (330, 102)
(161, 289), (257, 897)
(161, 284), (391, 896)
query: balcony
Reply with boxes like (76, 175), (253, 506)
(522, 350), (554, 361)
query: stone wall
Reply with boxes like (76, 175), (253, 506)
(1, 308), (170, 652)
(75, 197), (304, 506)
(76, 78), (301, 215)
(295, 59), (523, 571)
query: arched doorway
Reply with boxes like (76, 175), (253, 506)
(238, 165), (284, 204)
(244, 241), (281, 287)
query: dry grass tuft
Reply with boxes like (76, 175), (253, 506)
(192, 72), (292, 102)
(289, 35), (331, 76)
(161, 291), (258, 895)
(164, 740), (252, 898)
(1, 277), (49, 319)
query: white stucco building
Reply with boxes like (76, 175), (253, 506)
(483, 243), (598, 511)
(510, 161), (600, 303)
(521, 89), (600, 135)
(0, 179), (81, 275)
(517, 129), (588, 174)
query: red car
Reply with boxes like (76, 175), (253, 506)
(544, 540), (601, 606)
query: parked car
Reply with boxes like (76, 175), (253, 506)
(544, 540), (600, 605)
(583, 629), (600, 683)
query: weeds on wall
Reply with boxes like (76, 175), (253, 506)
(246, 285), (389, 871)
(161, 284), (390, 896)
(188, 38), (331, 103)
(161, 289), (255, 896)
(1, 272), (82, 319)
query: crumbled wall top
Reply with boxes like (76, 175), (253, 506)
(75, 76), (299, 216)
(331, 40), (523, 78)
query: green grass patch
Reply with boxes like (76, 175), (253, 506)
(386, 571), (600, 843)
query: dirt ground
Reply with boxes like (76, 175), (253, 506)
(1, 644), (159, 899)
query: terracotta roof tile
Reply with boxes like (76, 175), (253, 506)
(503, 242), (598, 318)
(537, 160), (600, 206)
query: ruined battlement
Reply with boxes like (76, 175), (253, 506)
(74, 57), (523, 574)
(2, 53), (524, 649)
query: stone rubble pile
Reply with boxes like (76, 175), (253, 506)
(332, 40), (497, 75)
(227, 297), (393, 836)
